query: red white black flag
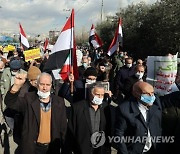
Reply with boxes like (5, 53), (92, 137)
(19, 23), (29, 50)
(89, 24), (103, 49)
(44, 38), (49, 52)
(107, 18), (123, 56)
(43, 9), (78, 81)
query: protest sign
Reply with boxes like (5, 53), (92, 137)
(2, 45), (16, 52)
(146, 55), (179, 96)
(24, 48), (41, 62)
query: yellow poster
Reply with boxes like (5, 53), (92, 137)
(24, 48), (41, 62)
(2, 45), (16, 52)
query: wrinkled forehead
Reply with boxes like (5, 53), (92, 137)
(39, 75), (52, 84)
(93, 87), (105, 94)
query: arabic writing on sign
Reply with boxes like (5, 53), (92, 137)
(156, 72), (177, 78)
(158, 64), (177, 71)
(146, 55), (179, 96)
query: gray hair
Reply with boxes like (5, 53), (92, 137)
(89, 82), (105, 95)
(37, 72), (52, 85)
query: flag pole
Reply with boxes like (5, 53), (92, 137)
(70, 9), (74, 96)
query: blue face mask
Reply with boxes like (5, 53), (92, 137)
(140, 94), (156, 104)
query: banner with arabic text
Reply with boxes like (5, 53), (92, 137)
(146, 55), (179, 96)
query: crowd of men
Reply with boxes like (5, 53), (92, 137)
(0, 46), (180, 154)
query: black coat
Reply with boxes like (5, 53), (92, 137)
(65, 100), (111, 154)
(114, 92), (180, 154)
(114, 65), (135, 99)
(115, 97), (162, 154)
(159, 91), (180, 154)
(123, 75), (146, 99)
(115, 65), (136, 91)
(5, 91), (67, 154)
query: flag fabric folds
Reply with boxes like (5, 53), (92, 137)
(107, 18), (123, 56)
(43, 9), (78, 81)
(19, 23), (30, 50)
(89, 24), (103, 49)
(44, 38), (49, 52)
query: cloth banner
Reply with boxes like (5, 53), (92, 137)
(146, 55), (179, 96)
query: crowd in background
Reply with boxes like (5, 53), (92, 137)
(0, 45), (180, 154)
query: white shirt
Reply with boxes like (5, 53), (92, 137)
(138, 102), (152, 152)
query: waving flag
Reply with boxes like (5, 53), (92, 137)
(19, 23), (30, 50)
(107, 18), (123, 56)
(89, 24), (103, 49)
(44, 38), (49, 52)
(43, 9), (78, 81)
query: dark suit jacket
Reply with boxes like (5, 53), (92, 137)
(65, 100), (111, 154)
(114, 97), (162, 154)
(123, 75), (146, 100)
(5, 91), (67, 154)
(114, 65), (135, 98)
(115, 92), (180, 154)
(123, 75), (139, 99)
(159, 91), (180, 154)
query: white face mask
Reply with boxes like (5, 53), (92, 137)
(126, 64), (132, 68)
(11, 71), (18, 76)
(86, 79), (96, 84)
(82, 63), (88, 68)
(135, 72), (144, 79)
(37, 90), (50, 99)
(92, 96), (103, 105)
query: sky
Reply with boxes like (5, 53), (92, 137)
(0, 0), (157, 36)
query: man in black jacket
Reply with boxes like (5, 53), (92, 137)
(65, 82), (111, 154)
(114, 81), (180, 154)
(123, 65), (145, 100)
(113, 57), (136, 103)
(4, 72), (67, 154)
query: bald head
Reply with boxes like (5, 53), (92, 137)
(132, 81), (154, 99)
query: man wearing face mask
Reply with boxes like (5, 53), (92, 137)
(0, 59), (26, 110)
(64, 83), (111, 154)
(114, 81), (180, 154)
(4, 72), (67, 154)
(113, 57), (136, 103)
(0, 59), (27, 140)
(78, 56), (90, 80)
(58, 67), (98, 103)
(123, 65), (146, 100)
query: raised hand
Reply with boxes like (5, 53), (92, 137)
(68, 73), (74, 82)
(11, 72), (27, 93)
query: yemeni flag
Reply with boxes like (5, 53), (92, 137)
(44, 38), (49, 52)
(107, 18), (123, 56)
(89, 24), (103, 49)
(19, 23), (29, 50)
(43, 9), (78, 81)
